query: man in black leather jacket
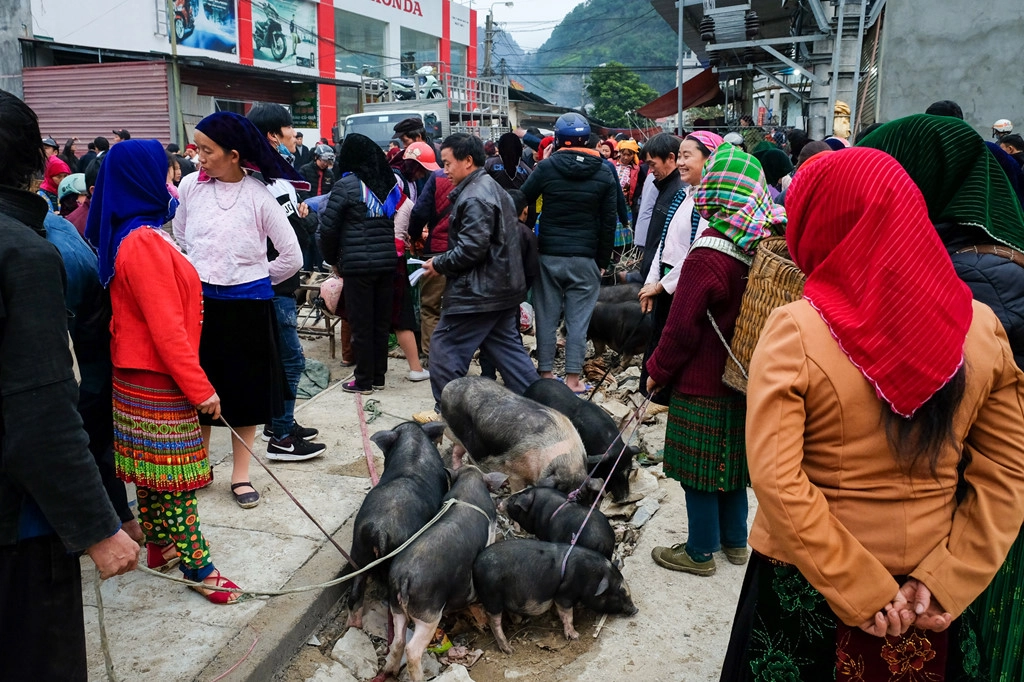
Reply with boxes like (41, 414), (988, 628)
(419, 133), (540, 415)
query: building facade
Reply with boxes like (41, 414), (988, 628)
(9, 0), (477, 144)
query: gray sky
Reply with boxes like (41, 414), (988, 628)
(461, 0), (582, 51)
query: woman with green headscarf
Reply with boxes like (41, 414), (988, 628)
(860, 113), (1024, 682)
(645, 145), (786, 577)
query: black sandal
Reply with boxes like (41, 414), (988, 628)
(230, 482), (260, 509)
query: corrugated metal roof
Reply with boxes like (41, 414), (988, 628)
(23, 62), (171, 144)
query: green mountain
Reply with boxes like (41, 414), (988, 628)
(517, 0), (682, 107)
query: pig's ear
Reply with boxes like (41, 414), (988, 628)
(627, 445), (640, 457)
(370, 430), (398, 453)
(482, 472), (508, 493)
(420, 421), (446, 441)
(594, 575), (610, 597)
(585, 478), (605, 496)
(536, 476), (558, 489)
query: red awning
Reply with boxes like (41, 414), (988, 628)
(637, 68), (722, 120)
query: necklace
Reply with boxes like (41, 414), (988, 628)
(213, 177), (245, 211)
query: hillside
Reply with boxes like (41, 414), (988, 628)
(518, 0), (681, 107)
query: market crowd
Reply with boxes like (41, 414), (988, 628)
(3, 84), (1024, 682)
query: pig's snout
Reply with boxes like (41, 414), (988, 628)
(624, 601), (639, 617)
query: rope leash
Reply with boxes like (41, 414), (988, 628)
(354, 394), (381, 486)
(219, 416), (359, 570)
(559, 395), (652, 578)
(131, 498), (488, 598)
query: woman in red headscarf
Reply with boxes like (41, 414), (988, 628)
(720, 147), (1024, 680)
(37, 155), (70, 213)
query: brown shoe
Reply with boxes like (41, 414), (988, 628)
(651, 543), (716, 576)
(723, 546), (750, 565)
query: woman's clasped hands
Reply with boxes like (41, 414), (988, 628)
(858, 578), (953, 637)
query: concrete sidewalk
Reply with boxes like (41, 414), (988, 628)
(82, 355), (750, 681)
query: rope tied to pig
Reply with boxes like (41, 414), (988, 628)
(558, 394), (652, 578)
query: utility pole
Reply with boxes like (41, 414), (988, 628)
(483, 12), (493, 78)
(166, 0), (185, 145)
(677, 0), (685, 135)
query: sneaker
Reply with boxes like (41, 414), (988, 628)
(722, 546), (750, 565)
(408, 369), (430, 382)
(340, 359), (355, 367)
(372, 383), (385, 391)
(342, 380), (373, 395)
(412, 409), (443, 424)
(267, 435), (327, 461)
(262, 422), (320, 442)
(651, 543), (716, 576)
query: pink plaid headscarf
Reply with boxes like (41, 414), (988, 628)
(686, 131), (725, 155)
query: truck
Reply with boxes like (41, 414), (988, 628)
(340, 67), (512, 149)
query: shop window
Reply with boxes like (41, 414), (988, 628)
(450, 43), (468, 78)
(336, 9), (386, 77)
(400, 27), (438, 76)
(337, 85), (359, 120)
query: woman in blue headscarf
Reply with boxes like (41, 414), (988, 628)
(172, 112), (304, 510)
(86, 139), (240, 604)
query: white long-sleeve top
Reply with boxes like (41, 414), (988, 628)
(644, 186), (708, 295)
(632, 172), (658, 246)
(172, 172), (302, 286)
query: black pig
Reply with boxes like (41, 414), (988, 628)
(503, 486), (615, 559)
(382, 466), (500, 682)
(346, 421), (448, 628)
(473, 539), (637, 654)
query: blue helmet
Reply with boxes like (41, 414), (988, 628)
(554, 112), (590, 148)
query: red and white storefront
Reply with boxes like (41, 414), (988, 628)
(21, 0), (477, 145)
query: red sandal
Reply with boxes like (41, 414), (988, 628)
(145, 542), (180, 572)
(191, 569), (241, 605)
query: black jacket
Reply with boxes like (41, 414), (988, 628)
(318, 173), (398, 277)
(294, 143), (312, 169)
(0, 186), (119, 550)
(640, 171), (686, 280)
(520, 149), (617, 268)
(938, 222), (1024, 366)
(298, 161), (335, 198)
(432, 169), (526, 314)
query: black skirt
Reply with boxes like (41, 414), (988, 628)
(198, 297), (285, 427)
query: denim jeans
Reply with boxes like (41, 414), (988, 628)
(534, 255), (601, 374)
(271, 295), (305, 438)
(682, 486), (749, 558)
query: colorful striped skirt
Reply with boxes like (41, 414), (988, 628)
(720, 553), (982, 681)
(664, 391), (748, 492)
(112, 369), (211, 492)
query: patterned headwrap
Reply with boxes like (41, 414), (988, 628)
(694, 145), (786, 253)
(686, 131), (725, 156)
(786, 147), (972, 418)
(858, 114), (1024, 251)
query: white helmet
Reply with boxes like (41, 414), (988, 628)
(993, 119), (1013, 137)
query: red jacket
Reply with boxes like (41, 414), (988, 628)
(109, 228), (214, 404)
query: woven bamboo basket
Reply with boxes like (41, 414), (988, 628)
(722, 237), (807, 393)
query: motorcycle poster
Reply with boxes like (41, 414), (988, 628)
(252, 0), (317, 70)
(172, 0), (237, 55)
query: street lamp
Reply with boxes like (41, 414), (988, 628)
(483, 2), (514, 78)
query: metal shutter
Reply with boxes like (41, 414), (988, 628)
(24, 61), (171, 143)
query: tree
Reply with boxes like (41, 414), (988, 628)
(586, 62), (660, 128)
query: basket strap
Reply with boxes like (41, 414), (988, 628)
(706, 310), (749, 380)
(689, 236), (754, 266)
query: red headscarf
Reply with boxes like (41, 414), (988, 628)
(41, 155), (71, 194)
(785, 147), (973, 418)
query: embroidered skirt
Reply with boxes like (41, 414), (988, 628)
(720, 553), (982, 682)
(112, 370), (211, 492)
(664, 392), (748, 492)
(968, 525), (1024, 681)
